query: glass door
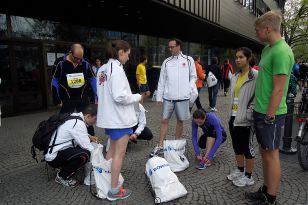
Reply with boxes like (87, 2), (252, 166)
(13, 44), (44, 113)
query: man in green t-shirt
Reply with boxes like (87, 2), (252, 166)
(245, 11), (294, 205)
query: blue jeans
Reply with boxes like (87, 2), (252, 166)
(208, 84), (219, 108)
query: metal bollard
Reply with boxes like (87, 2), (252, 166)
(280, 94), (297, 154)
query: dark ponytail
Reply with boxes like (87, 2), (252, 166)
(105, 40), (131, 60)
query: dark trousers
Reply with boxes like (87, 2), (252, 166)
(132, 125), (153, 141)
(223, 79), (230, 93)
(190, 88), (203, 111)
(208, 84), (219, 108)
(47, 147), (90, 179)
(60, 100), (88, 114)
(60, 100), (95, 136)
(219, 80), (224, 90)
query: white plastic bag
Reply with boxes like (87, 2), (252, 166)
(152, 90), (157, 101)
(228, 70), (233, 80)
(207, 71), (218, 87)
(189, 84), (198, 104)
(163, 139), (189, 172)
(91, 144), (124, 199)
(84, 162), (95, 185)
(146, 157), (188, 203)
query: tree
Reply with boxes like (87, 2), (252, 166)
(283, 0), (308, 59)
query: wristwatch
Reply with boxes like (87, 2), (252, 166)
(264, 115), (275, 124)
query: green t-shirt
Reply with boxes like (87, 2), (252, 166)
(255, 39), (294, 115)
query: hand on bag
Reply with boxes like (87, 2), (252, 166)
(89, 135), (98, 142)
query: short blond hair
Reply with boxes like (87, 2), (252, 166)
(255, 10), (282, 31)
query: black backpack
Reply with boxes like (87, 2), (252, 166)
(31, 113), (82, 162)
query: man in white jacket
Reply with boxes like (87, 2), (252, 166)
(45, 104), (98, 187)
(150, 38), (197, 156)
(129, 103), (153, 143)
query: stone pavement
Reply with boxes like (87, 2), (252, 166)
(0, 90), (307, 205)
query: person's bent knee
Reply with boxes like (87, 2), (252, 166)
(80, 149), (91, 165)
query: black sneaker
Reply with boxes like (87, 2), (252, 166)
(245, 187), (266, 201)
(251, 200), (279, 205)
(149, 145), (164, 157)
(55, 173), (77, 187)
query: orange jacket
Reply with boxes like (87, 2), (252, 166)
(195, 62), (205, 88)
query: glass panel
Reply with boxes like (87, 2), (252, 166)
(0, 44), (13, 116)
(0, 14), (6, 37)
(14, 45), (43, 111)
(139, 35), (158, 66)
(158, 38), (169, 66)
(11, 16), (56, 39)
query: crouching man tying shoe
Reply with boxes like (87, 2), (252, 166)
(45, 104), (98, 187)
(192, 109), (226, 169)
(129, 103), (153, 143)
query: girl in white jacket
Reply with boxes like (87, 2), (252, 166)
(96, 40), (141, 201)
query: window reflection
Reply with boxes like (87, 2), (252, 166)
(0, 14), (6, 36)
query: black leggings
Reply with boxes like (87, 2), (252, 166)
(132, 125), (153, 141)
(198, 131), (227, 149)
(228, 117), (255, 159)
(47, 147), (90, 179)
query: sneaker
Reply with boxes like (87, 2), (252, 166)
(210, 107), (218, 112)
(107, 188), (132, 201)
(251, 200), (279, 205)
(245, 187), (266, 201)
(55, 173), (78, 187)
(232, 175), (255, 187)
(224, 92), (227, 96)
(196, 161), (206, 170)
(150, 145), (164, 157)
(227, 169), (244, 181)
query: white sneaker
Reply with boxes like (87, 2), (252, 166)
(232, 175), (255, 187)
(227, 169), (244, 181)
(211, 107), (218, 112)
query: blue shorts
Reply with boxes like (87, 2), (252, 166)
(253, 111), (286, 150)
(105, 128), (133, 141)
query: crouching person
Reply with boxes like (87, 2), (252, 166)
(129, 103), (153, 143)
(192, 109), (226, 169)
(45, 104), (98, 187)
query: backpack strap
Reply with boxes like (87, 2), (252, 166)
(47, 116), (83, 154)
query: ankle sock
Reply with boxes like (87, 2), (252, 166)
(265, 192), (276, 204)
(245, 172), (252, 178)
(110, 187), (120, 194)
(261, 185), (268, 194)
(238, 166), (244, 172)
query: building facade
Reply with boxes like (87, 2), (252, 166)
(0, 0), (283, 116)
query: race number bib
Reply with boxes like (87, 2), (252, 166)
(231, 98), (238, 116)
(66, 73), (85, 88)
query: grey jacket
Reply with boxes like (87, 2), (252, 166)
(229, 69), (258, 126)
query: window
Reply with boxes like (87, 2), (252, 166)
(0, 14), (6, 36)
